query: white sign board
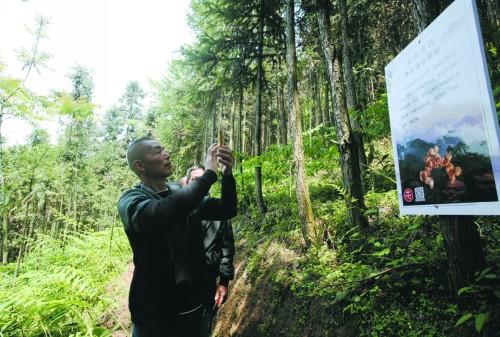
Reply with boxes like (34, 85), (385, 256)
(385, 0), (500, 215)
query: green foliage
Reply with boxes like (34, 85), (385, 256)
(358, 94), (390, 142)
(230, 128), (500, 336)
(453, 265), (499, 334)
(57, 94), (95, 120)
(0, 229), (130, 337)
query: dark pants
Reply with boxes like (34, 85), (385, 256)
(132, 307), (205, 337)
(198, 275), (219, 337)
(199, 306), (216, 337)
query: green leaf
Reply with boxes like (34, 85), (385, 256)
(455, 313), (473, 327)
(335, 291), (347, 301)
(483, 274), (496, 279)
(372, 247), (390, 257)
(475, 313), (488, 333)
(458, 286), (471, 296)
(93, 327), (112, 337)
(364, 208), (378, 216)
(478, 267), (492, 278)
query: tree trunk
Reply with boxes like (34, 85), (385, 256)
(287, 0), (316, 248)
(2, 212), (7, 264)
(312, 69), (323, 127)
(339, 0), (367, 189)
(243, 101), (248, 155)
(309, 69), (317, 128)
(238, 85), (244, 157)
(411, 0), (442, 33)
(276, 84), (282, 145)
(482, 0), (499, 26)
(358, 74), (367, 111)
(411, 0), (433, 33)
(440, 216), (486, 295)
(279, 83), (287, 144)
(317, 71), (324, 126)
(230, 99), (236, 149)
(339, 0), (357, 111)
(211, 93), (218, 143)
(262, 106), (268, 151)
(324, 80), (331, 127)
(316, 0), (367, 229)
(202, 117), (209, 161)
(254, 1), (267, 215)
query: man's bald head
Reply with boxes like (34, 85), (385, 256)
(126, 137), (155, 173)
(126, 137), (173, 180)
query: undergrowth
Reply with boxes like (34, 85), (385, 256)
(231, 128), (500, 337)
(0, 228), (130, 337)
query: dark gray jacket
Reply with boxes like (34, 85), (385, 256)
(202, 219), (235, 286)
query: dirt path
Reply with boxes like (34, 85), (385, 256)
(103, 263), (134, 337)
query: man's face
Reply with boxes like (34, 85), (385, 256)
(137, 140), (172, 179)
(188, 168), (205, 184)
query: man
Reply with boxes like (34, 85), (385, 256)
(186, 166), (235, 336)
(117, 137), (237, 337)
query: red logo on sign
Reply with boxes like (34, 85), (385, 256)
(403, 188), (414, 202)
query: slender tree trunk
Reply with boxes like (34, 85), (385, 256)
(237, 85), (245, 202)
(358, 74), (367, 111)
(41, 199), (47, 232)
(315, 70), (324, 125)
(316, 0), (367, 228)
(279, 83), (287, 145)
(243, 98), (248, 156)
(254, 1), (267, 215)
(262, 106), (268, 151)
(339, 0), (367, 189)
(15, 224), (29, 277)
(324, 80), (331, 127)
(220, 92), (226, 144)
(287, 0), (316, 248)
(2, 212), (7, 264)
(211, 92), (219, 143)
(230, 99), (236, 149)
(276, 84), (282, 145)
(202, 117), (209, 161)
(309, 69), (317, 128)
(238, 85), (244, 157)
(320, 75), (328, 125)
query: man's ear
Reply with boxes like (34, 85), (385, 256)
(133, 160), (145, 173)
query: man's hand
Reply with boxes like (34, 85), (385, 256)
(214, 284), (228, 308)
(204, 143), (218, 174)
(216, 146), (234, 176)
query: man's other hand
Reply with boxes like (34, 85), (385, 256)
(216, 146), (234, 176)
(214, 284), (228, 308)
